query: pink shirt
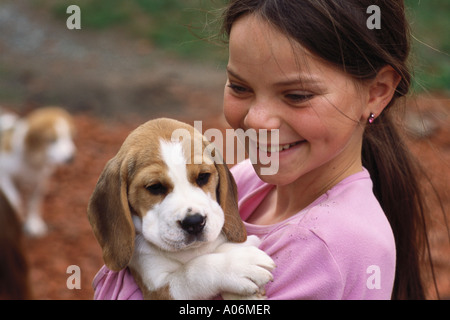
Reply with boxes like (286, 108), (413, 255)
(93, 159), (396, 300)
(93, 265), (143, 300)
(233, 160), (396, 299)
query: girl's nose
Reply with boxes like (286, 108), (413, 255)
(243, 98), (281, 131)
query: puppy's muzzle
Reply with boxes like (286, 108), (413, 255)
(179, 213), (206, 235)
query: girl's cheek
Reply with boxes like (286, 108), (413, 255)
(223, 94), (246, 129)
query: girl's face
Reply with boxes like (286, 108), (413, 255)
(224, 15), (370, 186)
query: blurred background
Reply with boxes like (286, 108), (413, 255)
(0, 0), (448, 299)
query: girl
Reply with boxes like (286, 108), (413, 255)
(222, 0), (432, 299)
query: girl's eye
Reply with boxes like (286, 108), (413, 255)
(285, 93), (313, 103)
(227, 83), (250, 95)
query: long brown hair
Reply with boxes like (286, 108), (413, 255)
(220, 0), (436, 299)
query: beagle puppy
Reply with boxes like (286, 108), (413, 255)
(88, 118), (275, 300)
(0, 107), (76, 236)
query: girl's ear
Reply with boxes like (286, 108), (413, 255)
(364, 65), (402, 121)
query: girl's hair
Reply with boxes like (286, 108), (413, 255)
(221, 0), (436, 299)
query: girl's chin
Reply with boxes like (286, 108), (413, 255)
(252, 163), (299, 186)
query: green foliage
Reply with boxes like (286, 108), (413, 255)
(405, 0), (450, 92)
(50, 0), (226, 61)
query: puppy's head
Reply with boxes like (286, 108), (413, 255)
(23, 107), (76, 167)
(87, 118), (246, 271)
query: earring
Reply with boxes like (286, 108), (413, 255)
(368, 113), (375, 124)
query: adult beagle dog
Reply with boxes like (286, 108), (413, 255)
(88, 118), (275, 300)
(0, 107), (76, 236)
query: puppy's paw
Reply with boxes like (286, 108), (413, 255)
(222, 289), (267, 300)
(220, 245), (275, 298)
(242, 235), (262, 247)
(24, 216), (48, 237)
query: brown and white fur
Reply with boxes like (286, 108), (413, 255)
(88, 118), (275, 300)
(0, 107), (76, 237)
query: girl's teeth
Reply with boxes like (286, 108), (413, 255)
(259, 142), (299, 152)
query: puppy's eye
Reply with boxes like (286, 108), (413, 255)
(196, 172), (211, 187)
(46, 136), (58, 143)
(146, 183), (167, 196)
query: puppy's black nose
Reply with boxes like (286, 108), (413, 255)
(65, 154), (76, 164)
(180, 214), (206, 235)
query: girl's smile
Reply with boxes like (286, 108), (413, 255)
(257, 140), (304, 154)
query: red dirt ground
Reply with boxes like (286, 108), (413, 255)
(22, 96), (449, 300)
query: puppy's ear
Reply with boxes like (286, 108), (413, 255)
(215, 162), (247, 243)
(87, 155), (135, 271)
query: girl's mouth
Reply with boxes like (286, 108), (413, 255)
(258, 141), (304, 153)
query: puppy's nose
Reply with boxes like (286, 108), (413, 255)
(179, 214), (206, 235)
(65, 154), (76, 164)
